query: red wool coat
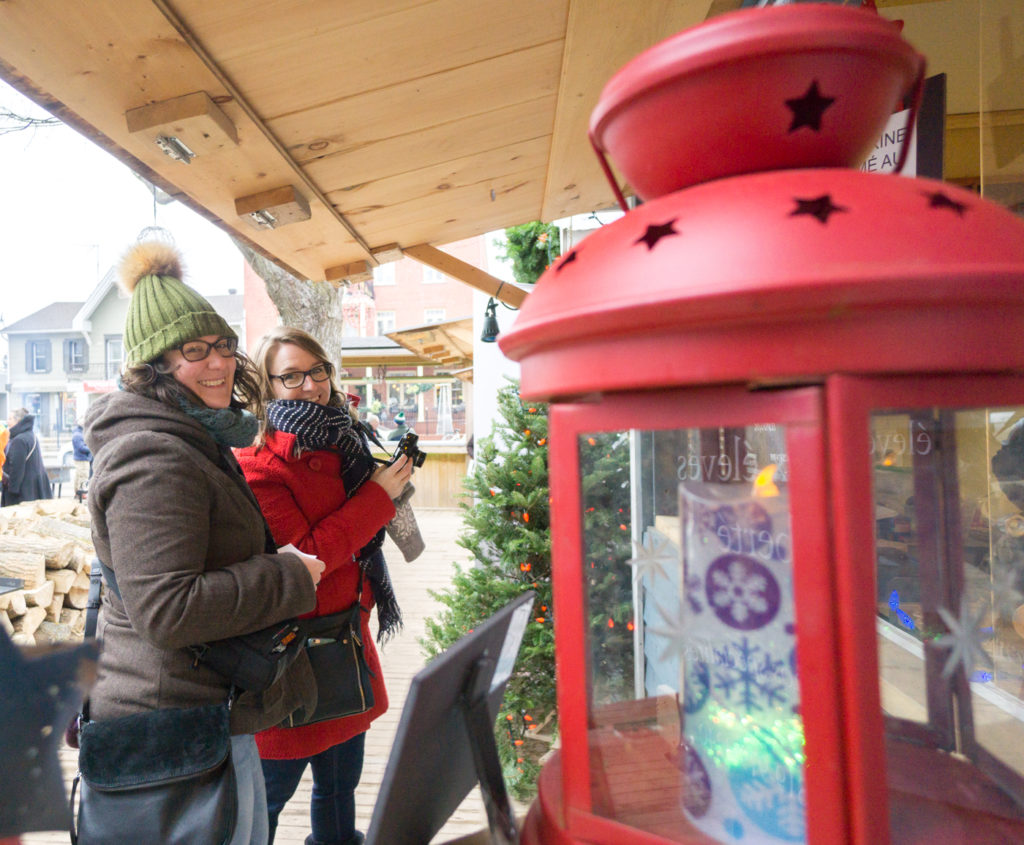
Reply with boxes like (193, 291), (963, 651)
(236, 429), (395, 759)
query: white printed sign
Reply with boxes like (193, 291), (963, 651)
(860, 108), (917, 177)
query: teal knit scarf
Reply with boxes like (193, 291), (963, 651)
(177, 399), (259, 448)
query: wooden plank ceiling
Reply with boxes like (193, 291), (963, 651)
(0, 0), (1018, 299)
(0, 0), (711, 293)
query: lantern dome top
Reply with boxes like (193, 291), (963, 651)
(589, 4), (923, 199)
(499, 168), (1024, 400)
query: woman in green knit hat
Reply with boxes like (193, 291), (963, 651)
(79, 237), (326, 845)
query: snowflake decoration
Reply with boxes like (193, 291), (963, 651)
(934, 601), (994, 679)
(624, 530), (680, 590)
(730, 760), (806, 842)
(685, 572), (704, 614)
(646, 595), (689, 664)
(683, 659), (711, 715)
(713, 636), (790, 714)
(707, 554), (781, 630)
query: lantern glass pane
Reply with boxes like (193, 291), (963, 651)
(872, 408), (1024, 798)
(578, 425), (806, 842)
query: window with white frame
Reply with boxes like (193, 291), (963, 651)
(376, 310), (396, 335)
(424, 308), (446, 324)
(66, 338), (87, 373)
(26, 339), (51, 373)
(105, 336), (123, 379)
(422, 267), (445, 284)
(374, 263), (396, 285)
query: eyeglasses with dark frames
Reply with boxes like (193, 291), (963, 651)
(175, 336), (238, 362)
(270, 362), (334, 390)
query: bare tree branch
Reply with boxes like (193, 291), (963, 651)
(0, 107), (61, 135)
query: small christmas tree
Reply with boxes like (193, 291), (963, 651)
(422, 382), (636, 798)
(579, 430), (635, 704)
(422, 380), (554, 798)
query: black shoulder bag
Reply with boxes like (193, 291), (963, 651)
(281, 573), (376, 728)
(94, 557), (305, 694)
(70, 563), (237, 845)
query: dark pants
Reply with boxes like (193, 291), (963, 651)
(263, 732), (366, 845)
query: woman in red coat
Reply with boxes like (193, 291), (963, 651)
(237, 326), (412, 845)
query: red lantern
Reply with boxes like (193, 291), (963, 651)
(501, 4), (1024, 844)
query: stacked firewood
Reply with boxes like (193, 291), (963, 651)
(0, 499), (94, 646)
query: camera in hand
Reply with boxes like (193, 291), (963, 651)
(391, 431), (426, 468)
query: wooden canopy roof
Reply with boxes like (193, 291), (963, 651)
(0, 0), (712, 298)
(0, 1), (1017, 302)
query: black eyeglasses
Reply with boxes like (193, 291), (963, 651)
(175, 336), (238, 362)
(269, 362), (333, 389)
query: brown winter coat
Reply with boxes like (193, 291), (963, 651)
(85, 391), (317, 734)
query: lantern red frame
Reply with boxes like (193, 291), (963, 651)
(530, 374), (1024, 844)
(539, 384), (845, 844)
(827, 373), (1024, 844)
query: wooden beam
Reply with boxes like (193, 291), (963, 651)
(324, 260), (373, 286)
(403, 244), (527, 307)
(235, 185), (311, 230)
(125, 91), (238, 153)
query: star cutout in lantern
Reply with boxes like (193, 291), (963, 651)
(790, 194), (848, 225)
(0, 629), (97, 838)
(785, 81), (835, 132)
(926, 191), (967, 216)
(635, 219), (680, 250)
(624, 530), (680, 591)
(934, 601), (994, 680)
(555, 250), (578, 273)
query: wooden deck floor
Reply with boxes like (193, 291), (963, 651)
(23, 507), (514, 845)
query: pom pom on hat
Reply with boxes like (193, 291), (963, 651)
(117, 241), (183, 295)
(118, 239), (236, 366)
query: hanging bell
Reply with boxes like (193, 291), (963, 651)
(480, 298), (500, 343)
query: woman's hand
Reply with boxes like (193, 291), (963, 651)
(279, 543), (326, 586)
(371, 454), (414, 500)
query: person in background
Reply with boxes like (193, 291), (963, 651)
(386, 411), (408, 442)
(2, 408), (52, 506)
(238, 325), (412, 845)
(0, 420), (9, 478)
(364, 412), (380, 440)
(83, 239), (324, 845)
(71, 419), (92, 495)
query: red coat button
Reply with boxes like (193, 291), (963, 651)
(308, 457), (322, 472)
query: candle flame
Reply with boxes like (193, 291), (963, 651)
(753, 464), (779, 497)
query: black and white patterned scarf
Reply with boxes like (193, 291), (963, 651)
(266, 398), (402, 643)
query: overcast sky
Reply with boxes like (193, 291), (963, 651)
(0, 80), (243, 327)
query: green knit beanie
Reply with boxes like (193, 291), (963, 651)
(118, 241), (235, 366)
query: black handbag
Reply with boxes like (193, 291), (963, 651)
(282, 588), (375, 728)
(71, 702), (236, 845)
(94, 556), (305, 693)
(188, 617), (305, 693)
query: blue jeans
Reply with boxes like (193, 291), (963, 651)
(263, 732), (366, 845)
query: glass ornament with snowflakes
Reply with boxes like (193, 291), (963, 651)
(678, 474), (806, 844)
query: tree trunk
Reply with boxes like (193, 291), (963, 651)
(232, 241), (348, 365)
